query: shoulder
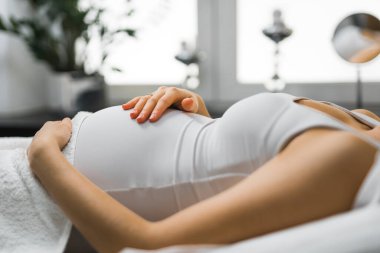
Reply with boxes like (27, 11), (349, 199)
(280, 128), (377, 168)
(290, 128), (376, 149)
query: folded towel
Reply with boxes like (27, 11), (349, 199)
(0, 137), (33, 150)
(0, 112), (91, 253)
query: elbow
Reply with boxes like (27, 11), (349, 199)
(113, 222), (169, 252)
(141, 222), (170, 250)
(138, 221), (181, 250)
(94, 223), (164, 253)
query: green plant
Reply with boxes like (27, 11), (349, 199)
(0, 0), (135, 76)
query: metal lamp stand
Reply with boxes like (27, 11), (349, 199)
(356, 65), (363, 109)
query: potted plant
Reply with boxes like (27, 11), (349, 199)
(0, 0), (135, 113)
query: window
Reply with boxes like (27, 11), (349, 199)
(105, 0), (379, 106)
(103, 0), (198, 86)
(237, 0), (380, 84)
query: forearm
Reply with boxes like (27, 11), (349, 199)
(30, 148), (154, 252)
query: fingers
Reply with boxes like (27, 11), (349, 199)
(129, 95), (152, 119)
(62, 117), (72, 126)
(136, 95), (161, 123)
(122, 86), (197, 123)
(137, 88), (167, 123)
(180, 97), (198, 113)
(31, 118), (73, 154)
(148, 92), (178, 122)
(64, 118), (73, 133)
(43, 118), (72, 135)
(122, 96), (140, 110)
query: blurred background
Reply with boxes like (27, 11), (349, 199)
(1, 0), (380, 137)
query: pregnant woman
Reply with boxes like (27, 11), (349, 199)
(27, 87), (380, 252)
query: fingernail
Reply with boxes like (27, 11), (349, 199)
(130, 112), (137, 119)
(137, 117), (144, 123)
(122, 104), (128, 110)
(150, 113), (156, 119)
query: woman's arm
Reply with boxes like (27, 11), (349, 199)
(122, 86), (210, 123)
(30, 148), (152, 252)
(28, 121), (377, 252)
(28, 119), (154, 252)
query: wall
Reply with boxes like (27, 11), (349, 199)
(0, 1), (49, 116)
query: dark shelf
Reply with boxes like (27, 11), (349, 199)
(0, 110), (75, 137)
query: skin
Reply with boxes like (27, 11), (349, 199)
(28, 88), (380, 253)
(121, 86), (210, 123)
(349, 29), (380, 63)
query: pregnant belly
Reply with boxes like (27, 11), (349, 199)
(73, 106), (195, 191)
(73, 106), (220, 221)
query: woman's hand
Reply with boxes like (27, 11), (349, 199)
(122, 86), (210, 123)
(28, 118), (72, 171)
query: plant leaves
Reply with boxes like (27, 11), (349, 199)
(102, 53), (108, 62)
(127, 9), (135, 17)
(0, 17), (7, 31)
(111, 67), (123, 73)
(115, 28), (136, 37)
(100, 26), (107, 37)
(0, 0), (135, 74)
(9, 16), (20, 33)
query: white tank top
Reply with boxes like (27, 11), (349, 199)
(72, 93), (380, 221)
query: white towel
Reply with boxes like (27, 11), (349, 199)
(0, 111), (91, 253)
(0, 137), (33, 150)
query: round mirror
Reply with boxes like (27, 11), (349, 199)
(332, 13), (380, 64)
